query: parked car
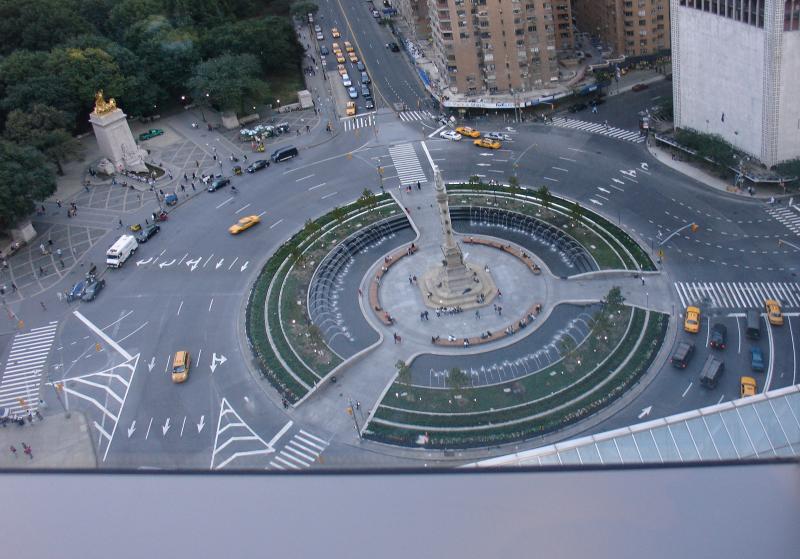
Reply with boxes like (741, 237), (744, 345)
(316, 32), (324, 41)
(81, 279), (106, 302)
(387, 42), (400, 52)
(67, 279), (88, 302)
(356, 61), (366, 72)
(361, 72), (370, 84)
(138, 128), (164, 141)
(338, 64), (348, 76)
(346, 102), (357, 116)
(709, 323), (727, 350)
(348, 86), (358, 99)
(567, 102), (588, 113)
(750, 346), (765, 372)
(364, 99), (375, 110)
(440, 130), (462, 141)
(208, 177), (231, 192)
(342, 74), (352, 87)
(164, 193), (178, 206)
(320, 46), (329, 55)
(360, 85), (370, 97)
(632, 83), (650, 92)
(372, 9), (381, 18)
(331, 27), (341, 38)
(135, 223), (160, 243)
(246, 160), (269, 173)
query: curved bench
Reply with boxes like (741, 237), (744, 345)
(462, 236), (542, 275)
(369, 243), (419, 325)
(430, 302), (543, 347)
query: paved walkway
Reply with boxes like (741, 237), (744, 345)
(0, 411), (96, 469)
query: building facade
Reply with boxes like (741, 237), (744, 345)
(671, 0), (800, 166)
(571, 0), (671, 56)
(395, 0), (431, 40)
(427, 0), (573, 95)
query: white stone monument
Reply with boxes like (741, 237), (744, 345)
(88, 91), (148, 173)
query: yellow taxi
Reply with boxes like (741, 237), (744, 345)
(764, 299), (783, 326)
(348, 52), (358, 63)
(346, 101), (356, 116)
(344, 41), (354, 52)
(331, 28), (340, 38)
(474, 138), (501, 149)
(337, 64), (347, 76)
(336, 53), (346, 64)
(684, 306), (700, 333)
(740, 376), (757, 398)
(455, 126), (480, 138)
(229, 215), (261, 235)
(332, 42), (341, 52)
(171, 351), (190, 383)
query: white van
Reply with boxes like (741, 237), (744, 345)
(106, 235), (138, 268)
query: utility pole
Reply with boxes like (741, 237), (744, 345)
(347, 398), (362, 440)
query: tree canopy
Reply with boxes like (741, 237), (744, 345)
(0, 141), (57, 228)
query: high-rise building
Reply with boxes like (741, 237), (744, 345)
(571, 0), (671, 56)
(395, 0), (431, 40)
(427, 0), (573, 95)
(671, 0), (800, 166)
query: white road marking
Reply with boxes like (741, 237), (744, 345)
(215, 197), (234, 209)
(321, 192), (338, 199)
(295, 174), (315, 182)
(308, 182), (327, 191)
(268, 421), (294, 447)
(72, 311), (132, 361)
(208, 298), (214, 312)
(270, 219), (284, 229)
(235, 204), (251, 214)
(681, 382), (692, 398)
(177, 301), (183, 316)
(145, 417), (153, 439)
(543, 176), (559, 182)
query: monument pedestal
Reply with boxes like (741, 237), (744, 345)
(89, 106), (148, 173)
(421, 262), (496, 309)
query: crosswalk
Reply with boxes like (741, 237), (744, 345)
(674, 281), (800, 310)
(342, 113), (375, 131)
(268, 429), (329, 470)
(399, 110), (435, 122)
(765, 205), (800, 235)
(388, 142), (428, 186)
(0, 322), (58, 415)
(549, 117), (645, 143)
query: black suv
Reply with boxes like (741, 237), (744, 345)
(81, 279), (106, 302)
(386, 42), (400, 52)
(246, 160), (269, 173)
(208, 177), (231, 192)
(709, 323), (727, 350)
(670, 341), (695, 369)
(136, 223), (160, 243)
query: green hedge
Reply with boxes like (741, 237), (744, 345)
(365, 310), (668, 448)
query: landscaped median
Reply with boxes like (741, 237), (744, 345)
(247, 190), (402, 403)
(447, 182), (656, 271)
(363, 296), (669, 448)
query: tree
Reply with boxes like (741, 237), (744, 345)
(290, 1), (319, 19)
(0, 140), (57, 228)
(535, 185), (551, 214)
(3, 105), (84, 175)
(330, 206), (346, 224)
(358, 188), (377, 210)
(201, 17), (302, 75)
(0, 0), (95, 56)
(603, 286), (625, 312)
(569, 200), (583, 227)
(448, 367), (468, 390)
(302, 218), (320, 239)
(395, 359), (411, 384)
(188, 53), (270, 114)
(468, 175), (482, 187)
(508, 174), (521, 200)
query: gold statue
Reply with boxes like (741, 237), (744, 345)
(93, 90), (118, 115)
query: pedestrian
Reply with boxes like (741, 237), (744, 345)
(35, 410), (43, 421)
(11, 283), (17, 293)
(180, 184), (185, 192)
(475, 310), (480, 320)
(40, 301), (47, 311)
(408, 275), (413, 285)
(168, 171), (173, 180)
(118, 218), (123, 228)
(59, 259), (65, 269)
(56, 248), (62, 258)
(9, 445), (17, 458)
(497, 289), (502, 298)
(23, 444), (32, 460)
(641, 277), (645, 286)
(39, 243), (46, 255)
(191, 183), (196, 191)
(357, 288), (363, 297)
(355, 401), (361, 410)
(218, 160), (223, 168)
(56, 199), (62, 208)
(243, 154), (248, 161)
(39, 266), (45, 276)
(47, 239), (53, 247)
(183, 173), (188, 181)
(498, 306), (502, 316)
(192, 171), (196, 180)
(213, 154), (217, 161)
(196, 160), (200, 167)
(27, 411), (33, 424)
(85, 184), (90, 193)
(306, 125), (310, 133)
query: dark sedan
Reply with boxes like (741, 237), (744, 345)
(136, 223), (160, 243)
(81, 279), (106, 302)
(208, 177), (230, 192)
(567, 102), (588, 113)
(67, 280), (87, 302)
(246, 160), (270, 173)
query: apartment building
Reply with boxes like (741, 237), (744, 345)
(395, 0), (431, 39)
(672, 0), (800, 166)
(571, 0), (670, 56)
(427, 0), (573, 95)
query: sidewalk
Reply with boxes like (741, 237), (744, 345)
(0, 411), (96, 469)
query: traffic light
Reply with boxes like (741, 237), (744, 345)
(690, 223), (699, 233)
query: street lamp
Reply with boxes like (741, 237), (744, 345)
(200, 93), (210, 122)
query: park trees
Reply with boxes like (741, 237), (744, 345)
(3, 105), (83, 175)
(0, 141), (57, 228)
(188, 53), (270, 115)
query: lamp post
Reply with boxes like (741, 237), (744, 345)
(200, 93), (210, 122)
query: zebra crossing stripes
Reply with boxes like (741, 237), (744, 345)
(388, 142), (427, 185)
(549, 117), (645, 143)
(342, 113), (375, 131)
(765, 206), (800, 235)
(0, 322), (58, 414)
(674, 281), (800, 310)
(269, 430), (329, 470)
(398, 110), (434, 122)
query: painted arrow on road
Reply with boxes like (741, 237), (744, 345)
(186, 257), (202, 271)
(240, 261), (249, 272)
(136, 257), (153, 266)
(197, 415), (206, 433)
(147, 357), (156, 372)
(162, 417), (171, 436)
(638, 405), (653, 419)
(612, 178), (625, 185)
(159, 259), (176, 269)
(210, 353), (227, 374)
(215, 258), (225, 269)
(127, 420), (136, 438)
